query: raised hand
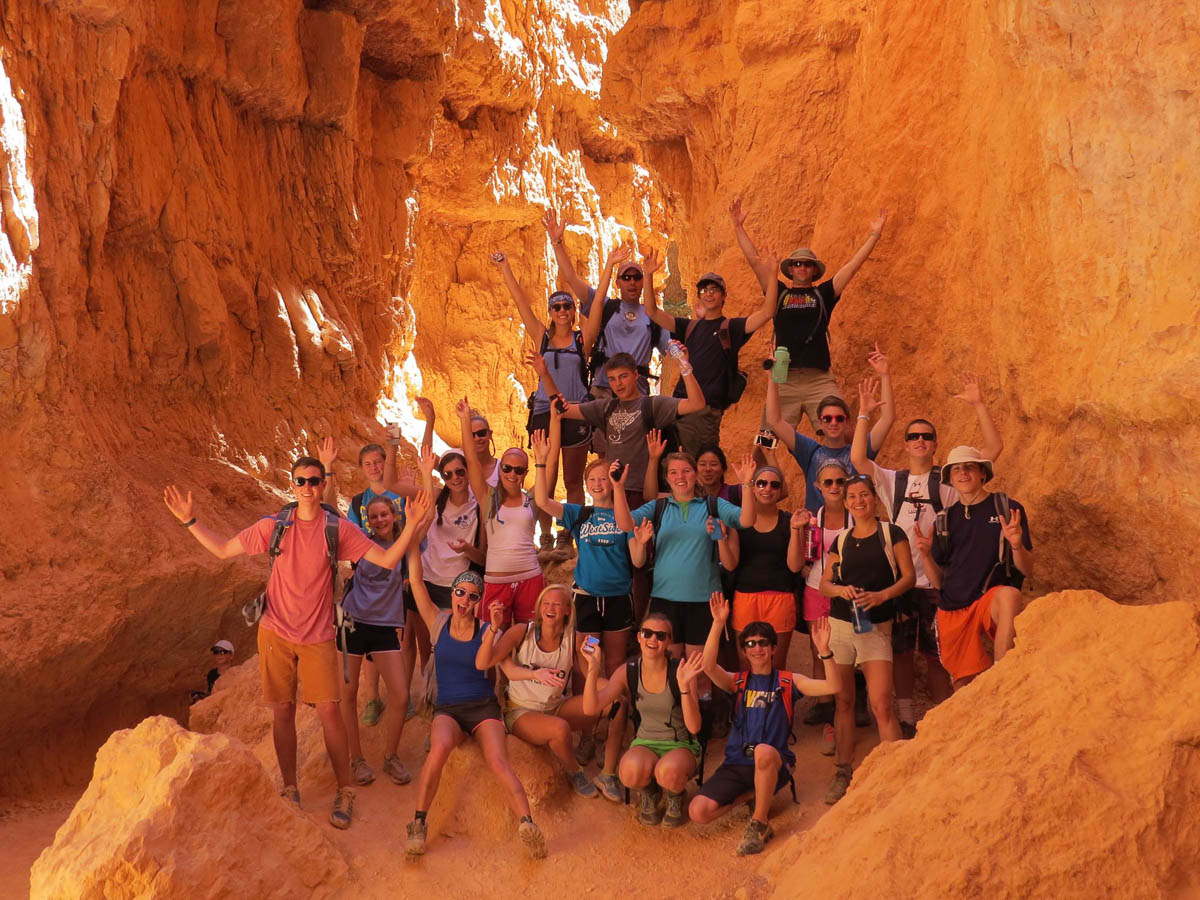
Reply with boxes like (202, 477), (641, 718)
(869, 208), (888, 236)
(605, 244), (632, 271)
(912, 521), (933, 556)
(418, 446), (437, 477)
(666, 339), (690, 363)
(642, 247), (662, 277)
(581, 638), (601, 674)
(753, 245), (779, 282)
(866, 342), (889, 375)
(811, 616), (832, 656)
(729, 197), (747, 228)
(1000, 508), (1024, 549)
(406, 489), (433, 524)
(953, 372), (984, 405)
(676, 651), (705, 689)
(416, 396), (435, 423)
(530, 429), (550, 464)
(163, 485), (194, 523)
(318, 436), (338, 471)
(705, 516), (727, 541)
(858, 377), (882, 416)
(608, 459), (627, 488)
(632, 518), (654, 547)
(790, 508), (812, 531)
(489, 251), (508, 267)
(646, 428), (667, 460)
(731, 452), (756, 486)
(709, 591), (730, 625)
(526, 351), (548, 377)
(544, 209), (566, 243)
(489, 601), (506, 631)
(455, 396), (472, 422)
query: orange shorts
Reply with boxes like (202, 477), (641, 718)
(935, 586), (1002, 682)
(257, 626), (341, 704)
(732, 590), (797, 635)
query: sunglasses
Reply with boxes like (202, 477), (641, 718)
(549, 301), (575, 312)
(639, 627), (670, 642)
(789, 260), (817, 268)
(211, 649), (231, 655)
(821, 477), (848, 487)
(442, 467), (467, 478)
(698, 285), (723, 295)
(293, 476), (324, 486)
(452, 587), (481, 602)
(905, 432), (937, 442)
(754, 479), (782, 489)
(741, 638), (772, 649)
(500, 463), (528, 475)
(618, 273), (643, 282)
(820, 414), (848, 424)
(472, 428), (490, 438)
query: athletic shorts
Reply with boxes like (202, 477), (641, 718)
(696, 761), (792, 808)
(574, 588), (634, 634)
(802, 585), (831, 622)
(528, 411), (592, 449)
(649, 597), (713, 646)
(257, 627), (340, 704)
(732, 590), (797, 635)
(828, 617), (893, 666)
(503, 698), (565, 733)
(892, 588), (940, 657)
(424, 581), (454, 610)
(630, 737), (701, 760)
(478, 574), (544, 629)
(936, 586), (1003, 682)
(336, 620), (402, 657)
(435, 697), (503, 734)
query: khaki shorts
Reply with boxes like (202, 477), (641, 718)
(828, 616), (893, 666)
(675, 406), (725, 458)
(762, 367), (844, 432)
(257, 626), (341, 704)
(503, 699), (564, 732)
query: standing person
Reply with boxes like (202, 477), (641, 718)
(458, 398), (543, 628)
(190, 640), (235, 702)
(731, 198), (888, 430)
(851, 374), (1004, 734)
(581, 616), (705, 828)
(818, 475), (914, 805)
(403, 549), (547, 859)
(640, 248), (778, 455)
(162, 464), (426, 829)
(912, 448), (1033, 689)
(338, 495), (427, 788)
(691, 594), (841, 855)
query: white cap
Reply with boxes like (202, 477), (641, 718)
(211, 640), (235, 654)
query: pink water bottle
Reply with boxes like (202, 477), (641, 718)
(804, 523), (819, 562)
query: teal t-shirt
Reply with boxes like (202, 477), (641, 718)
(559, 503), (633, 597)
(631, 496), (741, 603)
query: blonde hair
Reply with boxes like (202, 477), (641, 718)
(533, 583), (575, 636)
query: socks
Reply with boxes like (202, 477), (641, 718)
(897, 698), (915, 724)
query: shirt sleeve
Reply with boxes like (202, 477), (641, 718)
(577, 399), (606, 427)
(631, 500), (655, 525)
(822, 279), (842, 304)
(790, 434), (820, 472)
(889, 523), (909, 547)
(337, 518), (378, 563)
(558, 502), (580, 530)
(579, 288), (596, 317)
(730, 317), (751, 349)
(716, 497), (742, 529)
(671, 316), (689, 340)
(237, 518), (273, 556)
(870, 463), (896, 502)
(651, 396), (682, 427)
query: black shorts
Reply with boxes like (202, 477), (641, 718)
(574, 588), (634, 634)
(696, 761), (792, 808)
(527, 411), (592, 449)
(422, 581), (454, 611)
(649, 597), (713, 646)
(435, 697), (503, 734)
(893, 588), (940, 657)
(336, 620), (403, 656)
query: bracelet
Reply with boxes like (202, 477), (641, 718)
(678, 690), (691, 695)
(679, 365), (694, 377)
(818, 651), (833, 660)
(181, 517), (197, 528)
(534, 464), (547, 468)
(857, 414), (869, 420)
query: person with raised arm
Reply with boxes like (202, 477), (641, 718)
(691, 593), (840, 855)
(162, 467), (427, 830)
(851, 374), (1004, 734)
(403, 546), (547, 859)
(731, 198), (888, 430)
(640, 246), (778, 455)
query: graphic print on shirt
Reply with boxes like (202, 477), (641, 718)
(744, 689), (778, 710)
(578, 516), (625, 545)
(607, 407), (643, 445)
(780, 289), (819, 310)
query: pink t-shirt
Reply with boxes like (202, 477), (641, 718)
(239, 512), (377, 644)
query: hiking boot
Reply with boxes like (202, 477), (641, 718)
(383, 754), (412, 785)
(362, 698), (385, 727)
(821, 723), (836, 756)
(824, 766), (852, 805)
(900, 721), (917, 740)
(329, 787), (355, 829)
(803, 700), (835, 726)
(537, 533), (556, 562)
(574, 733), (596, 766)
(735, 819), (774, 856)
(518, 817), (547, 859)
(593, 772), (623, 803)
(279, 785), (301, 808)
(552, 531), (575, 560)
(637, 784), (664, 826)
(405, 818), (427, 856)
(568, 770), (599, 799)
(661, 790), (686, 828)
(351, 757), (376, 786)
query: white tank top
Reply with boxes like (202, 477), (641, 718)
(805, 507), (853, 590)
(484, 490), (540, 582)
(506, 625), (574, 713)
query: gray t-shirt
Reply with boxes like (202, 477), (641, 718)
(580, 290), (670, 392)
(578, 395), (680, 492)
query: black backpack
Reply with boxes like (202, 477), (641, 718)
(934, 492), (1015, 587)
(681, 316), (748, 407)
(639, 494), (720, 574)
(891, 467), (945, 521)
(527, 329), (590, 430)
(589, 297), (663, 382)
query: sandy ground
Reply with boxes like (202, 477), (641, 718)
(0, 794), (78, 900)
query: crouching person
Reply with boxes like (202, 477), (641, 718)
(691, 593), (841, 855)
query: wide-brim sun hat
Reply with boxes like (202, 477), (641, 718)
(781, 248), (826, 280)
(943, 445), (994, 483)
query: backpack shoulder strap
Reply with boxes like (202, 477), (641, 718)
(778, 670), (795, 725)
(683, 318), (700, 342)
(652, 497), (669, 531)
(878, 522), (900, 580)
(666, 657), (683, 707)
(928, 467), (944, 514)
(577, 505), (595, 529)
(625, 656), (641, 729)
(321, 506), (341, 587)
(717, 317), (733, 351)
(538, 329), (550, 354)
(267, 506), (295, 563)
(892, 470), (910, 521)
(429, 610), (452, 648)
(993, 492), (1013, 570)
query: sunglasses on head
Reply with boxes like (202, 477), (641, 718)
(442, 467), (467, 478)
(501, 463), (528, 475)
(639, 627), (670, 642)
(549, 301), (574, 312)
(754, 479), (782, 489)
(820, 414), (847, 424)
(905, 431), (937, 442)
(472, 428), (490, 438)
(618, 272), (643, 282)
(452, 587), (481, 602)
(293, 476), (324, 486)
(741, 638), (772, 649)
(821, 477), (847, 487)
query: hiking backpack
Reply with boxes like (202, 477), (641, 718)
(730, 669), (800, 803)
(833, 522), (902, 582)
(638, 494), (721, 573)
(588, 297), (663, 382)
(681, 316), (748, 407)
(891, 467), (945, 522)
(527, 329), (590, 434)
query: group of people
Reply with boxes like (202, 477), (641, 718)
(164, 202), (1034, 859)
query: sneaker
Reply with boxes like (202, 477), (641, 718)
(351, 757), (376, 786)
(824, 766), (852, 805)
(279, 785), (301, 808)
(568, 770), (599, 798)
(362, 698), (385, 727)
(661, 790), (686, 828)
(821, 723), (835, 756)
(405, 818), (427, 856)
(735, 819), (774, 856)
(900, 721), (917, 740)
(518, 817), (547, 859)
(383, 754), (412, 785)
(574, 733), (596, 766)
(803, 700), (835, 726)
(593, 772), (623, 803)
(637, 784), (664, 826)
(329, 787), (355, 829)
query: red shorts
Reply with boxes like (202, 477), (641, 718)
(936, 586), (1002, 682)
(802, 586), (830, 622)
(478, 574), (544, 629)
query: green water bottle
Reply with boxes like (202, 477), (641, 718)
(771, 347), (790, 383)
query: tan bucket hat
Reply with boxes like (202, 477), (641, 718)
(781, 248), (826, 280)
(942, 446), (994, 483)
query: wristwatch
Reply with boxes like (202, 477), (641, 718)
(818, 651), (834, 660)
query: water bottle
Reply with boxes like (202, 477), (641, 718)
(851, 596), (874, 635)
(771, 347), (790, 383)
(804, 524), (819, 562)
(667, 339), (686, 360)
(707, 516), (724, 541)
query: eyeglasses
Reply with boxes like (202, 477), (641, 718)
(549, 301), (574, 312)
(905, 432), (937, 442)
(698, 285), (723, 295)
(452, 587), (481, 602)
(618, 273), (643, 282)
(741, 638), (771, 649)
(821, 477), (847, 487)
(754, 479), (782, 489)
(472, 428), (490, 438)
(639, 627), (670, 642)
(293, 476), (324, 486)
(500, 463), (528, 475)
(442, 467), (467, 478)
(820, 414), (847, 424)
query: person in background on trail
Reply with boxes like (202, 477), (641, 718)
(766, 345), (895, 513)
(162, 463), (427, 830)
(190, 640), (235, 703)
(582, 614), (705, 829)
(691, 594), (841, 855)
(338, 494), (428, 789)
(640, 246), (778, 456)
(819, 474), (914, 805)
(731, 198), (888, 431)
(851, 374), (1004, 734)
(403, 548), (547, 860)
(493, 247), (623, 561)
(458, 397), (543, 629)
(912, 447), (1033, 690)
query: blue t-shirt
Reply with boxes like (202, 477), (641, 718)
(434, 619), (494, 706)
(789, 435), (878, 514)
(932, 496), (1032, 612)
(580, 290), (670, 392)
(348, 488), (404, 534)
(726, 671), (803, 767)
(342, 537), (406, 628)
(559, 503), (633, 596)
(631, 496), (741, 603)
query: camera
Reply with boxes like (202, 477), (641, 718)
(611, 461), (627, 481)
(741, 742), (758, 758)
(754, 429), (778, 450)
